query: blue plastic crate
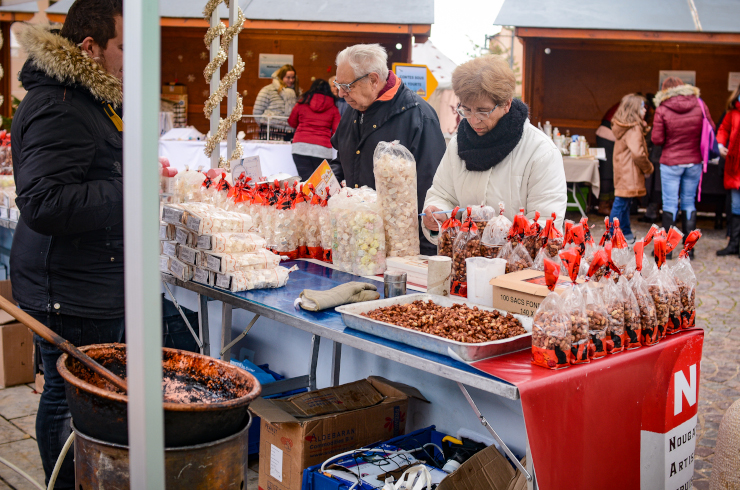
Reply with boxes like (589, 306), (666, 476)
(249, 364), (308, 456)
(301, 426), (447, 490)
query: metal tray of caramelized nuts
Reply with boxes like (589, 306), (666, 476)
(336, 294), (533, 362)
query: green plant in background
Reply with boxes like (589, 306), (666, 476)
(0, 96), (20, 132)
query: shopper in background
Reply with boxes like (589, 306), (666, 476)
(288, 79), (341, 181)
(328, 75), (349, 118)
(716, 84), (740, 256)
(640, 93), (662, 223)
(254, 64), (299, 141)
(11, 0), (124, 487)
(609, 94), (654, 243)
(331, 43), (446, 255)
(421, 55), (567, 239)
(595, 101), (620, 216)
(652, 77), (715, 257)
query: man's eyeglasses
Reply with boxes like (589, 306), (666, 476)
(332, 74), (369, 94)
(456, 104), (498, 120)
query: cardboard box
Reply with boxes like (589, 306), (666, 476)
(489, 270), (581, 316)
(252, 377), (427, 490)
(0, 281), (34, 388)
(437, 445), (527, 490)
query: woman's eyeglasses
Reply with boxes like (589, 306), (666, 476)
(456, 104), (498, 120)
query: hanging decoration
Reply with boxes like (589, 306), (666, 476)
(203, 0), (245, 169)
(187, 74), (196, 83)
(310, 52), (318, 62)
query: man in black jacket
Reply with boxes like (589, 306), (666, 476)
(11, 1), (123, 487)
(331, 44), (446, 255)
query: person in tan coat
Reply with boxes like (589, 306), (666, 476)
(609, 94), (654, 242)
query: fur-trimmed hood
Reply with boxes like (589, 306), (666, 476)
(653, 84), (700, 109)
(16, 23), (122, 107)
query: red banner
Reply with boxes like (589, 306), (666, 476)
(471, 329), (703, 490)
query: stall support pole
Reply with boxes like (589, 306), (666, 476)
(220, 303), (233, 361)
(198, 294), (211, 356)
(331, 342), (342, 387)
(208, 7), (220, 169)
(308, 335), (321, 391)
(226, 0), (238, 165)
(123, 0), (165, 487)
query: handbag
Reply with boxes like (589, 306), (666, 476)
(697, 99), (717, 201)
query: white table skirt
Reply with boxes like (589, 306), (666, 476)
(158, 139), (300, 177)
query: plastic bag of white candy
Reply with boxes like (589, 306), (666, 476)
(178, 202), (253, 235)
(197, 232), (266, 253)
(215, 265), (297, 292)
(203, 249), (282, 273)
(373, 140), (420, 257)
(173, 166), (205, 203)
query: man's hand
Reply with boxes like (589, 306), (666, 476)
(422, 206), (446, 231)
(720, 145), (729, 158)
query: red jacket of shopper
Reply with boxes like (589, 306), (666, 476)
(717, 101), (740, 190)
(288, 94), (340, 148)
(651, 85), (715, 166)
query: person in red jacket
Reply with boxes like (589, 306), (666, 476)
(652, 77), (715, 258)
(716, 85), (740, 256)
(288, 79), (341, 181)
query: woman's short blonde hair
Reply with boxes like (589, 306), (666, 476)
(613, 93), (646, 126)
(452, 56), (515, 107)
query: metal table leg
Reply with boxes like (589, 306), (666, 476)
(198, 294), (210, 357)
(220, 303), (233, 361)
(331, 342), (342, 387)
(525, 424), (537, 490)
(308, 335), (321, 391)
(162, 281), (203, 351)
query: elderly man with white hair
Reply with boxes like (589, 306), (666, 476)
(330, 43), (446, 255)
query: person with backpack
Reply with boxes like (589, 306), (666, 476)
(716, 85), (740, 256)
(609, 94), (654, 242)
(288, 79), (341, 181)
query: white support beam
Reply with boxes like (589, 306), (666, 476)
(226, 0), (239, 166)
(209, 8), (220, 169)
(124, 0), (166, 487)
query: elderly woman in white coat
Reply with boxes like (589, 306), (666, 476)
(422, 56), (567, 242)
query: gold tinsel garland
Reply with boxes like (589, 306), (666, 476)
(0, 28), (4, 110)
(202, 0), (244, 169)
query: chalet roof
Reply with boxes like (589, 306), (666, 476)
(0, 0), (39, 13)
(494, 0), (737, 34)
(47, 0), (434, 24)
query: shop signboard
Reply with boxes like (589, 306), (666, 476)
(392, 63), (437, 100)
(231, 155), (262, 181)
(258, 54), (294, 79)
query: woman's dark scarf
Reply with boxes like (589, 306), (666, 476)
(457, 98), (529, 172)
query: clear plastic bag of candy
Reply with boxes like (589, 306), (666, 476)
(672, 230), (701, 329)
(619, 275), (642, 349)
(537, 212), (564, 258)
(480, 202), (512, 258)
(198, 232), (267, 253)
(599, 275), (627, 354)
(531, 258), (571, 369)
(583, 250), (609, 359)
(559, 248), (589, 364)
(629, 240), (659, 346)
(216, 265), (296, 292)
(647, 234), (681, 337)
(438, 206), (461, 258)
(205, 248), (282, 273)
(173, 166), (206, 203)
(505, 242), (533, 274)
(451, 207), (481, 297)
(373, 140), (420, 257)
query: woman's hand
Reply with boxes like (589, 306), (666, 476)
(720, 145), (729, 158)
(422, 206), (446, 231)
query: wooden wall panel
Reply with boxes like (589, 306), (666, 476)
(521, 38), (740, 144)
(161, 27), (411, 134)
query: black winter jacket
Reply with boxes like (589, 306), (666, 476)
(331, 80), (446, 255)
(10, 26), (124, 318)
